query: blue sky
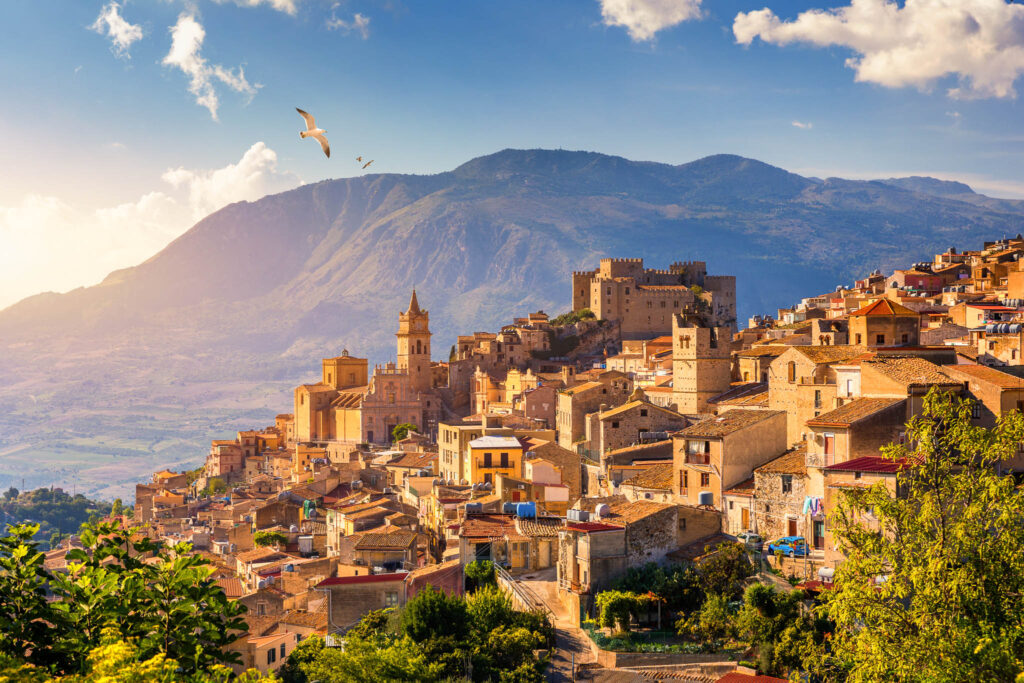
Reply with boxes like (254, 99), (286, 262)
(2, 0), (1024, 308)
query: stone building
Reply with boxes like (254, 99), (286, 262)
(555, 372), (634, 452)
(847, 299), (921, 348)
(292, 292), (443, 447)
(768, 346), (867, 446)
(586, 391), (688, 468)
(316, 573), (408, 631)
(672, 409), (788, 510)
(671, 312), (732, 415)
(571, 258), (737, 339)
(752, 446), (817, 550)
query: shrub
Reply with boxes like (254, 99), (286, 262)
(464, 559), (497, 592)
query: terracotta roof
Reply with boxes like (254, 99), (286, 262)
(736, 346), (789, 358)
(723, 477), (755, 497)
(317, 573), (406, 587)
(755, 444), (807, 476)
(708, 383), (767, 405)
(388, 452), (437, 469)
(215, 577), (245, 598)
(941, 363), (1024, 389)
(715, 673), (789, 683)
(604, 440), (674, 458)
(459, 514), (524, 540)
(676, 410), (784, 439)
(354, 530), (417, 550)
(278, 611), (328, 630)
(623, 462), (674, 490)
(235, 547), (290, 564)
(515, 516), (564, 537)
(566, 521), (623, 533)
(791, 345), (869, 364)
(806, 397), (905, 428)
(824, 455), (914, 474)
(599, 399), (685, 421)
(849, 299), (919, 317)
(862, 357), (959, 387)
(604, 499), (674, 524)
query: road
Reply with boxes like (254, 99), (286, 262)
(517, 568), (598, 681)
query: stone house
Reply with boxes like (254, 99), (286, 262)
(804, 397), (907, 471)
(821, 456), (911, 569)
(456, 513), (561, 573)
(589, 393), (688, 468)
(353, 529), (418, 571)
(617, 462), (673, 503)
(768, 346), (867, 445)
(736, 346), (789, 384)
(722, 477), (755, 535)
(555, 372), (634, 452)
(752, 446), (817, 550)
(316, 573), (408, 632)
(672, 409), (788, 510)
(847, 299), (922, 348)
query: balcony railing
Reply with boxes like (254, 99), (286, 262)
(685, 454), (711, 465)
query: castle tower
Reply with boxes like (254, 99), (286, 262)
(397, 290), (432, 394)
(671, 311), (732, 415)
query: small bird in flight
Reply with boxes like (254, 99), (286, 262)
(362, 160), (374, 169)
(296, 108), (330, 158)
(356, 156), (363, 162)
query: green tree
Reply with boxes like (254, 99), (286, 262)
(735, 583), (819, 676)
(401, 587), (470, 643)
(464, 559), (496, 592)
(821, 389), (1024, 682)
(3, 487), (17, 501)
(110, 499), (123, 518)
(467, 585), (515, 634)
(391, 423), (418, 442)
(695, 541), (752, 600)
(0, 522), (246, 677)
(594, 590), (655, 633)
(253, 531), (288, 548)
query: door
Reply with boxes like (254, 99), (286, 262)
(813, 521), (825, 550)
(788, 519), (798, 537)
(741, 507), (750, 531)
(512, 490), (522, 502)
(539, 541), (551, 568)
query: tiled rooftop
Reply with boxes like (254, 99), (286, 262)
(756, 444), (807, 476)
(676, 409), (784, 438)
(806, 397), (905, 427)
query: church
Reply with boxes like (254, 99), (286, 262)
(292, 291), (443, 446)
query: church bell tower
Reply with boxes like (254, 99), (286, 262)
(397, 290), (432, 393)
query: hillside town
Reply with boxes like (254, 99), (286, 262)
(57, 238), (1024, 678)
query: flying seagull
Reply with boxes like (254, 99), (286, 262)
(356, 156), (363, 162)
(362, 159), (374, 169)
(296, 108), (330, 158)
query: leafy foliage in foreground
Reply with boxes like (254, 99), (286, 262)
(0, 522), (246, 678)
(281, 586), (553, 682)
(819, 390), (1024, 682)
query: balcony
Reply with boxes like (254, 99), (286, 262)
(685, 454), (711, 465)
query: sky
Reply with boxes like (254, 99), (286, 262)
(2, 0), (1024, 310)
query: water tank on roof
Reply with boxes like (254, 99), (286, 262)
(284, 564), (294, 572)
(483, 482), (493, 490)
(502, 502), (517, 514)
(289, 524), (298, 533)
(465, 502), (483, 514)
(516, 502), (536, 519)
(698, 491), (714, 507)
(352, 480), (363, 489)
(595, 503), (610, 519)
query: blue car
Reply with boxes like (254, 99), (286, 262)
(767, 536), (808, 557)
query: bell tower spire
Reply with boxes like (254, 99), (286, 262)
(397, 290), (431, 393)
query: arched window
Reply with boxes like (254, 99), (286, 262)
(416, 340), (422, 354)
(787, 361), (797, 383)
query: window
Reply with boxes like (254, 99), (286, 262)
(972, 403), (981, 419)
(824, 433), (835, 456)
(327, 373), (332, 383)
(814, 390), (822, 409)
(280, 644), (286, 659)
(661, 300), (666, 308)
(876, 334), (885, 345)
(700, 472), (710, 487)
(854, 471), (862, 480)
(855, 333), (862, 345)
(612, 421), (620, 429)
(846, 379), (853, 396)
(385, 591), (399, 607)
(679, 470), (688, 493)
(781, 474), (793, 494)
(709, 329), (718, 348)
(729, 501), (734, 510)
(500, 452), (509, 467)
(787, 361), (796, 383)
(625, 287), (630, 294)
(680, 335), (690, 349)
(901, 333), (909, 344)
(640, 409), (648, 417)
(484, 453), (492, 467)
(267, 649), (276, 665)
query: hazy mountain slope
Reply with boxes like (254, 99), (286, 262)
(3, 148), (1024, 498)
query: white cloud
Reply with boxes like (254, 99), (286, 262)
(734, 0), (1024, 99)
(162, 141), (297, 220)
(326, 11), (371, 39)
(162, 11), (260, 120)
(792, 120), (813, 129)
(90, 1), (144, 58)
(0, 143), (300, 310)
(214, 0), (299, 14)
(598, 0), (703, 42)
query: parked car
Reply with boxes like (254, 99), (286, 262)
(768, 536), (808, 557)
(735, 531), (763, 550)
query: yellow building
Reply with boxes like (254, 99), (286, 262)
(293, 444), (327, 479)
(467, 435), (524, 486)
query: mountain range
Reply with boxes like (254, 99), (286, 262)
(3, 148), (1024, 498)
